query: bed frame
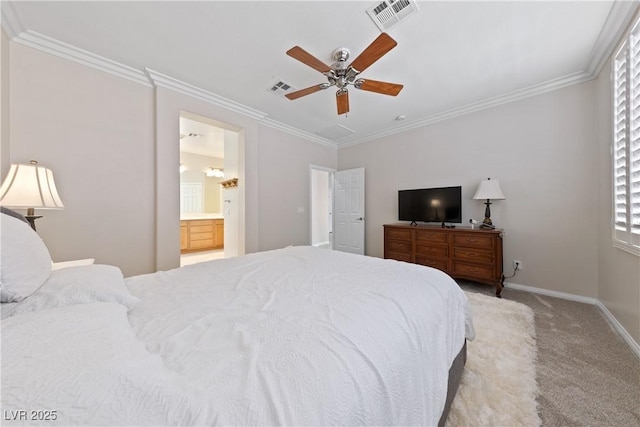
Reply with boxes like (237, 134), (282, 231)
(438, 340), (467, 427)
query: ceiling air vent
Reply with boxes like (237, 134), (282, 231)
(316, 124), (355, 140)
(366, 0), (419, 31)
(268, 80), (296, 96)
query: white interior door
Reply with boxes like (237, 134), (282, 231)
(180, 183), (203, 213)
(333, 167), (365, 255)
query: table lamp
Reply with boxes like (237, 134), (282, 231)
(0, 160), (64, 231)
(473, 178), (505, 229)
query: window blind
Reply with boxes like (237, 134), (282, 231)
(612, 17), (640, 253)
(631, 24), (640, 244)
(613, 42), (628, 236)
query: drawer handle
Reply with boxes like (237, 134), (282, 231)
(468, 252), (477, 257)
(466, 238), (478, 243)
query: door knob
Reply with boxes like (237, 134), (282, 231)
(356, 217), (364, 221)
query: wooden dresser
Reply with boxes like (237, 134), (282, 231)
(181, 219), (224, 253)
(384, 223), (504, 297)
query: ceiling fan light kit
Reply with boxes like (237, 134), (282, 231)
(285, 32), (404, 115)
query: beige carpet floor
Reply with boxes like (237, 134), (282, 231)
(458, 281), (640, 427)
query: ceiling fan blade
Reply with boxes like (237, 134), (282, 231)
(286, 46), (332, 73)
(336, 90), (350, 115)
(356, 79), (403, 96)
(350, 33), (397, 73)
(285, 84), (327, 100)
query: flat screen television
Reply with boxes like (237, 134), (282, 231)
(398, 186), (462, 225)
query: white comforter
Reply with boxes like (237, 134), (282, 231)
(2, 246), (472, 426)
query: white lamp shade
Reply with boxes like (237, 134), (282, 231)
(473, 178), (505, 200)
(0, 163), (64, 209)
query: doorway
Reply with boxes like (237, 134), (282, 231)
(310, 165), (334, 249)
(309, 166), (366, 254)
(179, 112), (241, 266)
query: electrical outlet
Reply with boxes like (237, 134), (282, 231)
(513, 260), (523, 271)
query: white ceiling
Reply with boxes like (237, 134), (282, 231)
(5, 1), (636, 147)
(179, 116), (225, 159)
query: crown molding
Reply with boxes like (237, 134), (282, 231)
(259, 118), (337, 149)
(5, 1), (636, 150)
(145, 69), (338, 147)
(338, 1), (640, 149)
(1, 1), (24, 39)
(13, 30), (151, 87)
(145, 68), (267, 120)
(145, 68), (337, 148)
(585, 0), (640, 77)
(338, 70), (593, 148)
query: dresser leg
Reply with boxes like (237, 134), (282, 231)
(495, 275), (505, 298)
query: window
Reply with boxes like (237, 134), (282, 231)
(612, 17), (640, 255)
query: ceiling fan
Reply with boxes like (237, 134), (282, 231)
(285, 33), (403, 115)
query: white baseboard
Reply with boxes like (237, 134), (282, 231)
(505, 281), (598, 305)
(594, 300), (640, 360)
(505, 281), (640, 360)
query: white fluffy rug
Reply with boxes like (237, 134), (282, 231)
(446, 291), (541, 427)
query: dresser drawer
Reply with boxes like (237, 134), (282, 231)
(453, 233), (494, 249)
(385, 228), (413, 242)
(383, 224), (503, 295)
(190, 225), (214, 233)
(415, 256), (448, 272)
(386, 239), (412, 254)
(452, 262), (495, 281)
(453, 247), (493, 264)
(386, 251), (413, 263)
(416, 230), (448, 245)
(416, 244), (448, 258)
(190, 231), (214, 241)
(189, 219), (214, 226)
(189, 238), (215, 249)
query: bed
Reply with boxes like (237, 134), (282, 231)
(0, 209), (474, 426)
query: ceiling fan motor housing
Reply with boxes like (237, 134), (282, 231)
(332, 48), (351, 67)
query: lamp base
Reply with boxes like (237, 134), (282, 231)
(24, 215), (42, 231)
(480, 199), (496, 229)
(480, 217), (495, 230)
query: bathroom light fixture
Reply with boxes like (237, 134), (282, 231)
(0, 160), (64, 231)
(205, 167), (224, 178)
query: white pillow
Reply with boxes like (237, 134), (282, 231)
(0, 214), (52, 302)
(5, 264), (140, 317)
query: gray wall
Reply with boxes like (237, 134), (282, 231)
(257, 126), (337, 251)
(1, 29), (10, 179)
(10, 42), (156, 277)
(7, 42), (337, 276)
(339, 82), (599, 298)
(339, 76), (639, 346)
